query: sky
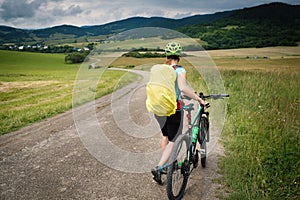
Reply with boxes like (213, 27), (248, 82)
(0, 0), (298, 29)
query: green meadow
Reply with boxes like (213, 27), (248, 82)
(208, 47), (299, 199)
(0, 50), (138, 134)
(210, 50), (299, 199)
(220, 69), (299, 199)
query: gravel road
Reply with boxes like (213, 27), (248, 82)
(0, 69), (225, 200)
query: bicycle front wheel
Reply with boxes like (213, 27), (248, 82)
(199, 117), (209, 168)
(166, 134), (190, 200)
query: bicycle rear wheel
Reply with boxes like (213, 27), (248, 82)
(166, 134), (190, 200)
(199, 117), (209, 168)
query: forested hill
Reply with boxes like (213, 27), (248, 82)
(231, 2), (299, 21)
(0, 2), (299, 49)
(178, 2), (300, 49)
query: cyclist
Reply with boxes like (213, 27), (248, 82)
(151, 42), (206, 184)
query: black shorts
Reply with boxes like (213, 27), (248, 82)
(155, 111), (183, 142)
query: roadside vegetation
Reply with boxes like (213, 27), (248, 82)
(220, 69), (299, 199)
(209, 53), (299, 199)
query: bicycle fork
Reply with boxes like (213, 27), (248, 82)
(180, 142), (199, 177)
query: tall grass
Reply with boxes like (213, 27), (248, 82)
(220, 70), (299, 199)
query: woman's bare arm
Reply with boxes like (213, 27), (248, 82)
(177, 72), (205, 105)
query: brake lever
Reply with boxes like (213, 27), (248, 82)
(203, 103), (210, 108)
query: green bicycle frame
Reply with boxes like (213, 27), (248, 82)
(182, 104), (205, 162)
(191, 105), (203, 125)
(183, 104), (204, 144)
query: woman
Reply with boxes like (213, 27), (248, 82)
(151, 42), (206, 184)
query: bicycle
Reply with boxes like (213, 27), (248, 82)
(166, 92), (229, 200)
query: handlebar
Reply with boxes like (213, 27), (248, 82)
(199, 92), (229, 100)
(182, 92), (229, 101)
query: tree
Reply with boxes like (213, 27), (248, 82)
(65, 52), (88, 64)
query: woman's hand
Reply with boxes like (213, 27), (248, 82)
(197, 98), (206, 106)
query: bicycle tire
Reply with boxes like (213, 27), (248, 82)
(200, 117), (209, 168)
(167, 134), (190, 200)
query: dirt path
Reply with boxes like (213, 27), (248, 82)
(0, 69), (225, 200)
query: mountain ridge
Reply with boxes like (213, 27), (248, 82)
(0, 2), (299, 48)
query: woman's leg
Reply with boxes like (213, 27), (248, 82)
(161, 136), (169, 151)
(158, 141), (174, 167)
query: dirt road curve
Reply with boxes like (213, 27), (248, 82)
(0, 69), (224, 200)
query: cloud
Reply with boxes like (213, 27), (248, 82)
(0, 0), (84, 28)
(0, 0), (298, 29)
(52, 5), (83, 17)
(0, 0), (45, 21)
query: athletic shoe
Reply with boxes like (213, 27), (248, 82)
(160, 165), (168, 174)
(151, 167), (162, 185)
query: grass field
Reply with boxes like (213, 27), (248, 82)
(211, 47), (299, 199)
(0, 50), (139, 134)
(220, 69), (299, 199)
